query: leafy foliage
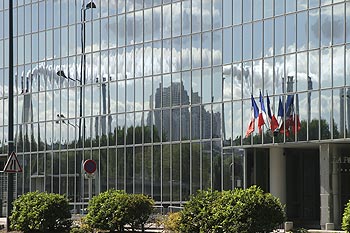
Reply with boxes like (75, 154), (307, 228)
(342, 199), (350, 232)
(85, 189), (154, 232)
(10, 191), (71, 233)
(178, 186), (285, 233)
(163, 212), (181, 233)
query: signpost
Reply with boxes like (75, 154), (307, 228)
(3, 152), (22, 173)
(83, 159), (96, 202)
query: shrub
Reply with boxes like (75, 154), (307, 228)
(343, 199), (350, 232)
(86, 190), (154, 232)
(163, 212), (181, 232)
(178, 186), (285, 233)
(10, 191), (71, 233)
(86, 189), (129, 232)
(125, 194), (155, 231)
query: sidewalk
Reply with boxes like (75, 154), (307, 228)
(0, 218), (5, 230)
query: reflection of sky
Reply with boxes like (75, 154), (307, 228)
(1, 1), (349, 143)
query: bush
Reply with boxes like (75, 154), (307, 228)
(178, 186), (285, 233)
(10, 191), (71, 233)
(343, 200), (350, 232)
(163, 212), (181, 232)
(86, 189), (154, 232)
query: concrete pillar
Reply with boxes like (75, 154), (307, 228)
(269, 147), (286, 205)
(319, 144), (332, 230)
(331, 146), (340, 229)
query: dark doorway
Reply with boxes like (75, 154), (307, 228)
(286, 149), (320, 228)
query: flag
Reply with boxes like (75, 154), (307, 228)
(258, 92), (269, 134)
(266, 94), (279, 132)
(292, 94), (301, 133)
(277, 97), (284, 130)
(283, 95), (295, 136)
(245, 95), (259, 137)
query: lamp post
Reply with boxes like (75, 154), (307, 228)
(7, 0), (14, 231)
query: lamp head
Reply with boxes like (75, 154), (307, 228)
(86, 1), (96, 9)
(56, 70), (67, 78)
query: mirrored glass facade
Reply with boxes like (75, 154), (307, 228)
(0, 0), (350, 227)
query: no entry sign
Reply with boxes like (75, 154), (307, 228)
(83, 159), (97, 174)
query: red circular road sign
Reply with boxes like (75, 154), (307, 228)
(83, 159), (97, 174)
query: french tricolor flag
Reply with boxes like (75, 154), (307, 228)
(266, 94), (279, 132)
(258, 91), (269, 134)
(245, 95), (259, 138)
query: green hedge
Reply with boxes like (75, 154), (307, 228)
(178, 185), (285, 233)
(343, 199), (350, 232)
(10, 191), (71, 233)
(85, 189), (154, 232)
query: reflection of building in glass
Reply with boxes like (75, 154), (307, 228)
(0, 1), (349, 229)
(95, 77), (112, 136)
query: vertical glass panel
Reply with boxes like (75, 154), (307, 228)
(171, 144), (180, 201)
(223, 0), (232, 26)
(243, 62), (252, 99)
(321, 48), (331, 88)
(117, 148), (124, 190)
(192, 106), (201, 140)
(153, 145), (161, 201)
(275, 16), (285, 55)
(286, 14), (296, 53)
(223, 148), (232, 190)
(182, 1), (191, 35)
(309, 50), (319, 91)
(192, 142), (200, 193)
(297, 0), (307, 11)
(275, 56), (285, 95)
(191, 34), (200, 69)
(223, 102), (232, 144)
(202, 32), (211, 67)
(162, 109), (170, 142)
(108, 148), (116, 190)
(202, 0), (212, 30)
(347, 45), (350, 86)
(153, 6), (161, 40)
(264, 0), (273, 18)
(192, 1), (201, 33)
(264, 58), (273, 96)
(192, 70), (201, 105)
(286, 0), (296, 13)
(212, 104), (221, 138)
(253, 60), (263, 97)
(181, 107), (190, 140)
(223, 65), (232, 101)
(213, 67), (222, 102)
(182, 36), (191, 70)
(243, 24), (252, 60)
(296, 93), (308, 141)
(233, 26), (242, 62)
(135, 78), (143, 111)
(212, 141), (221, 190)
(201, 105), (213, 139)
(321, 6), (331, 47)
(320, 90), (331, 140)
(253, 0), (262, 21)
(132, 147), (140, 194)
(264, 19), (273, 57)
(275, 0), (284, 16)
(309, 91), (319, 140)
(297, 11), (308, 51)
(223, 28), (232, 64)
(333, 4), (345, 45)
(253, 21), (262, 59)
(213, 30), (222, 66)
(333, 90), (342, 139)
(309, 9), (320, 49)
(213, 0), (222, 29)
(233, 0), (242, 25)
(172, 108), (180, 141)
(162, 145), (170, 201)
(144, 146), (152, 196)
(309, 0), (319, 8)
(163, 4), (171, 38)
(321, 0), (331, 6)
(333, 46), (344, 88)
(286, 54), (296, 92)
(172, 2), (181, 37)
(243, 0), (252, 23)
(153, 41), (161, 75)
(125, 147), (133, 193)
(182, 143), (190, 199)
(297, 52), (308, 92)
(347, 3), (350, 43)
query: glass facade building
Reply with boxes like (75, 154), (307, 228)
(0, 0), (350, 229)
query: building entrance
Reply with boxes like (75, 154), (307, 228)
(285, 149), (320, 228)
